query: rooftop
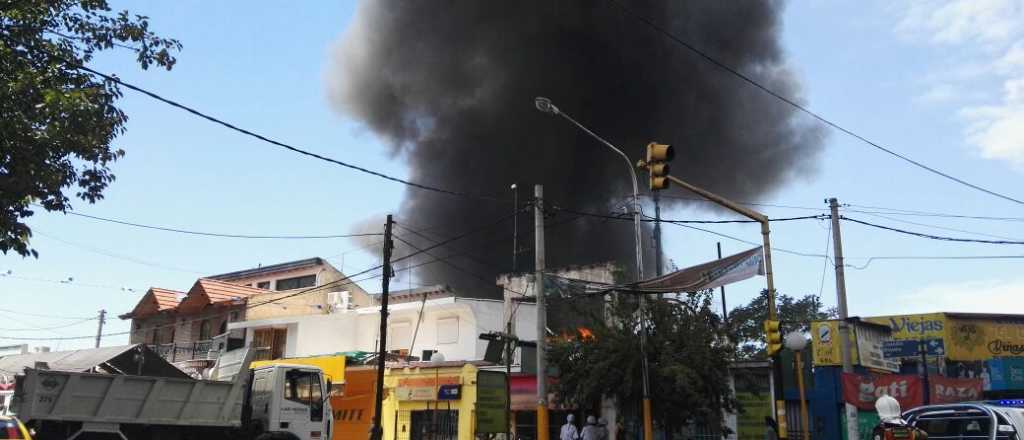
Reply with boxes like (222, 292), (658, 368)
(206, 257), (329, 281)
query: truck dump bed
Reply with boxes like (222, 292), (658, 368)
(14, 369), (248, 427)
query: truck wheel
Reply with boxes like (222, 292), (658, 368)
(254, 433), (301, 440)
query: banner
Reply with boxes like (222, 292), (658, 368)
(842, 373), (983, 410)
(946, 318), (1024, 361)
(476, 371), (508, 433)
(930, 376), (983, 404)
(842, 373), (922, 411)
(636, 246), (763, 293)
(812, 321), (842, 366)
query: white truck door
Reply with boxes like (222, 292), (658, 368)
(280, 368), (328, 440)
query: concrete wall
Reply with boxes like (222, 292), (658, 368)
(232, 297), (537, 363)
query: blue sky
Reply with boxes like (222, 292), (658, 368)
(3, 0), (1024, 350)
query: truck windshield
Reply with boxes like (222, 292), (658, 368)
(284, 370), (324, 422)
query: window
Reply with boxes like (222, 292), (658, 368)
(229, 311), (240, 322)
(389, 322), (411, 351)
(275, 275), (315, 291)
(284, 370), (324, 422)
(254, 328), (287, 360)
(199, 319), (212, 340)
(437, 317), (459, 344)
(256, 281), (270, 290)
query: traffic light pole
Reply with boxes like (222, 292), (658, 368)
(642, 164), (786, 437)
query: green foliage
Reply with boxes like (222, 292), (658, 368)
(0, 0), (180, 256)
(727, 289), (837, 359)
(548, 291), (736, 434)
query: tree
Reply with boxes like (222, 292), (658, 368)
(727, 290), (837, 359)
(548, 291), (737, 435)
(1, 1), (180, 256)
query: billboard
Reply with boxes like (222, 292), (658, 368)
(865, 314), (945, 341)
(946, 319), (1024, 361)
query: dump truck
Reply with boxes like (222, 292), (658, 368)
(10, 349), (333, 440)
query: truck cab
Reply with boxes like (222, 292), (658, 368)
(249, 364), (333, 440)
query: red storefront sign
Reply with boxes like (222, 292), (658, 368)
(842, 373), (983, 410)
(842, 373), (922, 410)
(931, 376), (983, 404)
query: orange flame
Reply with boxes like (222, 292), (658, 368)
(577, 327), (595, 341)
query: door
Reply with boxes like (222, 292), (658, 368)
(410, 410), (459, 440)
(280, 368), (328, 439)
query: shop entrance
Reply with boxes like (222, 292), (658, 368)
(411, 409), (459, 440)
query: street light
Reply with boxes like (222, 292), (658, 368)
(784, 332), (811, 440)
(534, 96), (653, 440)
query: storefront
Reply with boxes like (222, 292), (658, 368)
(381, 362), (507, 440)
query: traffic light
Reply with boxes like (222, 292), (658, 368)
(764, 320), (783, 356)
(646, 142), (674, 191)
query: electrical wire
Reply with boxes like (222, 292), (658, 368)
(843, 205), (1024, 222)
(817, 221), (833, 298)
(845, 255), (1024, 270)
(0, 33), (504, 203)
(0, 317), (97, 332)
(553, 206), (827, 224)
(639, 194), (826, 212)
(42, 205), (383, 239)
(841, 216), (1024, 245)
(851, 210), (1024, 241)
(607, 0), (1024, 206)
(0, 308), (95, 320)
(32, 230), (204, 274)
(0, 274), (138, 292)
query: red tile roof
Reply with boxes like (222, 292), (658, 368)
(119, 287), (184, 320)
(176, 278), (270, 313)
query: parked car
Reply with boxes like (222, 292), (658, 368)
(0, 416), (32, 440)
(904, 402), (1024, 440)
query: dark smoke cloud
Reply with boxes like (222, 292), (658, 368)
(329, 1), (825, 297)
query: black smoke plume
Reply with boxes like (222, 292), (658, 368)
(328, 1), (825, 297)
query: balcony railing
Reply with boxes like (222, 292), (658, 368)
(149, 339), (220, 363)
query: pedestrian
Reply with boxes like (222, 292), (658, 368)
(581, 416), (601, 440)
(597, 417), (609, 440)
(561, 414), (580, 440)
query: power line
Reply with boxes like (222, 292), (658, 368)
(653, 215), (829, 258)
(851, 211), (1024, 241)
(43, 205), (382, 239)
(606, 0), (1024, 206)
(0, 308), (94, 320)
(0, 317), (97, 332)
(31, 230), (204, 274)
(0, 33), (503, 203)
(843, 205), (1024, 222)
(0, 274), (139, 292)
(639, 194), (825, 212)
(841, 216), (1024, 245)
(845, 255), (1024, 270)
(554, 206), (827, 224)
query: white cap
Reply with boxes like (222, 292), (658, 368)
(876, 394), (902, 422)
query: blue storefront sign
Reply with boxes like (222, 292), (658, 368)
(989, 358), (1024, 391)
(438, 384), (462, 400)
(883, 339), (945, 359)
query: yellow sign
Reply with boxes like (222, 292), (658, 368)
(946, 318), (1024, 361)
(864, 313), (945, 341)
(812, 321), (841, 366)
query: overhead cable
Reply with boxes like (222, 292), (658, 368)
(841, 216), (1024, 245)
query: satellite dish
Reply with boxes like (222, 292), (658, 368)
(431, 352), (445, 362)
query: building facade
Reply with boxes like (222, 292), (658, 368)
(120, 257), (365, 369)
(229, 285), (538, 363)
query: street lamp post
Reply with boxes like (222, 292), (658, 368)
(785, 332), (811, 440)
(534, 97), (654, 440)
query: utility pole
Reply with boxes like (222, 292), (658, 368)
(94, 309), (107, 348)
(512, 183), (520, 273)
(508, 182), (518, 440)
(828, 197), (857, 440)
(717, 242), (727, 322)
(534, 185), (550, 440)
(369, 215), (394, 440)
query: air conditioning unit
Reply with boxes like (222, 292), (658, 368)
(326, 291), (351, 313)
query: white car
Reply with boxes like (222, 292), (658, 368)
(904, 402), (1024, 440)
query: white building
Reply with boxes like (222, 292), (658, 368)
(228, 285), (537, 362)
